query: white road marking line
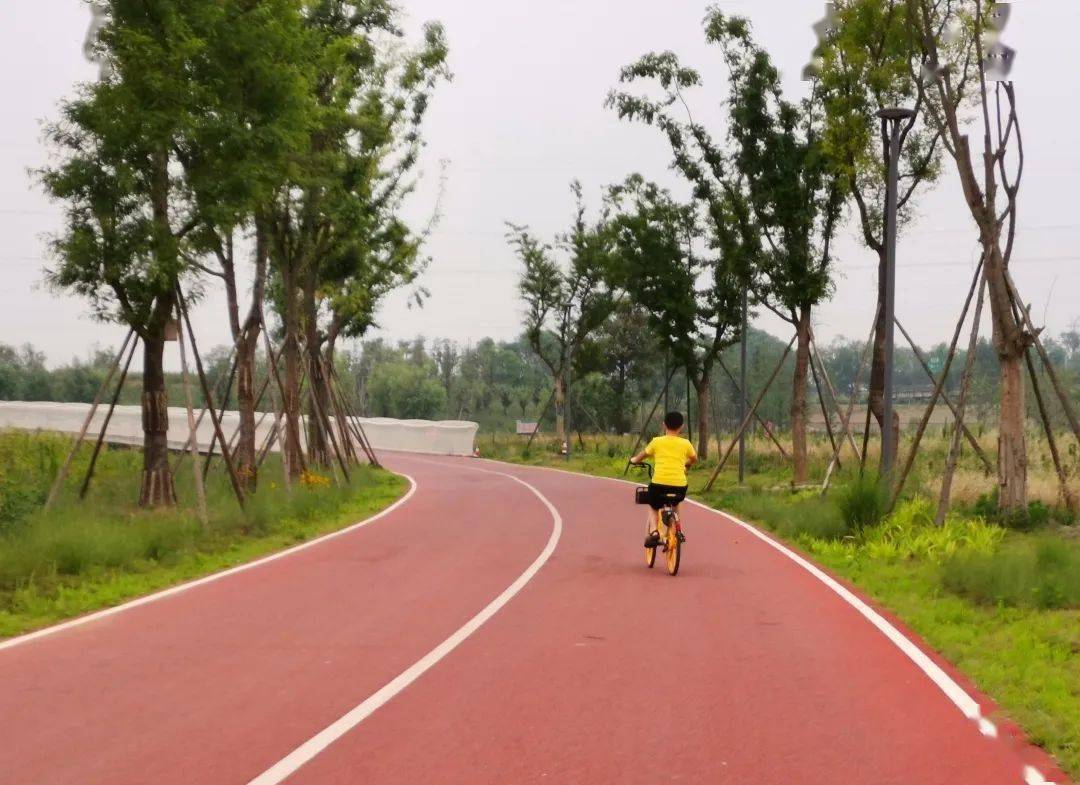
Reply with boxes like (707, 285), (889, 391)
(0, 475), (418, 653)
(1025, 765), (1058, 785)
(474, 458), (1058, 785)
(246, 467), (563, 785)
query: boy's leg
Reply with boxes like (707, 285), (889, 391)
(645, 507), (661, 546)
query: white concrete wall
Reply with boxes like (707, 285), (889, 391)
(0, 402), (479, 457)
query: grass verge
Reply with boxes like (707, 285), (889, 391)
(0, 431), (407, 639)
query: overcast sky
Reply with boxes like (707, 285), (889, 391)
(2, 1), (1078, 368)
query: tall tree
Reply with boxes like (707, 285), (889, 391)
(267, 3), (449, 472)
(606, 176), (743, 459)
(587, 302), (662, 435)
(608, 12), (839, 478)
(41, 0), (222, 506)
(818, 0), (943, 461)
(706, 13), (844, 482)
(509, 183), (618, 442)
(182, 0), (311, 491)
(905, 0), (1035, 510)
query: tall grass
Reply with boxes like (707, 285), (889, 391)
(944, 537), (1080, 610)
(835, 473), (885, 533)
(0, 431), (406, 636)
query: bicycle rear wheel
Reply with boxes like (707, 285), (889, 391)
(666, 529), (681, 576)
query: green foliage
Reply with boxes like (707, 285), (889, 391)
(703, 10), (843, 317)
(944, 538), (1080, 610)
(818, 0), (942, 249)
(606, 175), (744, 386)
(836, 473), (885, 533)
(854, 499), (1004, 562)
(0, 431), (66, 531)
(367, 362), (447, 420)
(974, 490), (1056, 531)
(509, 182), (619, 391)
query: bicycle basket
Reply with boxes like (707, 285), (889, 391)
(635, 486), (650, 505)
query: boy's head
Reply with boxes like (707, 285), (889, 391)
(663, 411), (685, 434)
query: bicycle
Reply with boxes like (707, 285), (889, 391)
(631, 462), (685, 576)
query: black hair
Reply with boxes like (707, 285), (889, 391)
(663, 411), (685, 431)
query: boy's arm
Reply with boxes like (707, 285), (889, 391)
(630, 439), (654, 465)
(685, 442), (698, 468)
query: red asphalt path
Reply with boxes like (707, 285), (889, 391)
(0, 454), (1068, 784)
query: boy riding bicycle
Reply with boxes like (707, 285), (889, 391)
(630, 411), (697, 547)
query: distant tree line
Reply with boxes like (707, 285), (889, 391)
(6, 325), (1076, 436)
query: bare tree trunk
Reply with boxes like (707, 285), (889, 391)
(231, 222), (268, 493)
(986, 245), (1029, 511)
(694, 373), (711, 460)
(234, 332), (258, 491)
(554, 373), (566, 442)
(792, 309), (812, 484)
(868, 248), (901, 467)
(280, 261), (304, 480)
(997, 350), (1027, 510)
(140, 334), (177, 507)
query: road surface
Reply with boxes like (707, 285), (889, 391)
(0, 454), (1066, 784)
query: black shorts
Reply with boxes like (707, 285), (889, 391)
(647, 483), (687, 510)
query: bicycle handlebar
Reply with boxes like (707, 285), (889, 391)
(629, 461), (654, 479)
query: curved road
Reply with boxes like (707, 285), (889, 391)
(0, 454), (1066, 784)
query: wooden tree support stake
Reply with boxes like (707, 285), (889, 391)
(809, 333), (862, 461)
(716, 358), (789, 462)
(822, 307), (878, 494)
(176, 287), (246, 509)
(705, 335), (797, 492)
(890, 260), (985, 514)
(933, 275), (987, 523)
(526, 386), (558, 453)
(1025, 348), (1077, 512)
(895, 318), (993, 474)
(176, 305), (209, 526)
(77, 334), (139, 501)
(45, 328), (134, 511)
(810, 356), (841, 471)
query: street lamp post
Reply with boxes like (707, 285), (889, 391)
(876, 107), (916, 479)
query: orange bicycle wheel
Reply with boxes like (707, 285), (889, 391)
(645, 512), (658, 568)
(666, 526), (681, 576)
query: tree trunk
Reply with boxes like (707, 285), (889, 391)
(985, 242), (1029, 512)
(305, 319), (331, 469)
(140, 335), (177, 507)
(324, 339), (356, 463)
(792, 309), (812, 484)
(694, 373), (711, 460)
(231, 222), (268, 493)
(554, 373), (566, 442)
(997, 337), (1028, 511)
(234, 332), (258, 492)
(868, 247), (899, 467)
(280, 262), (304, 480)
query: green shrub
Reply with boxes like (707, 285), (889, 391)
(860, 499), (1004, 561)
(944, 537), (1080, 609)
(973, 489), (1056, 531)
(836, 474), (885, 533)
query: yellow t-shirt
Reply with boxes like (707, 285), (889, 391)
(644, 435), (696, 487)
